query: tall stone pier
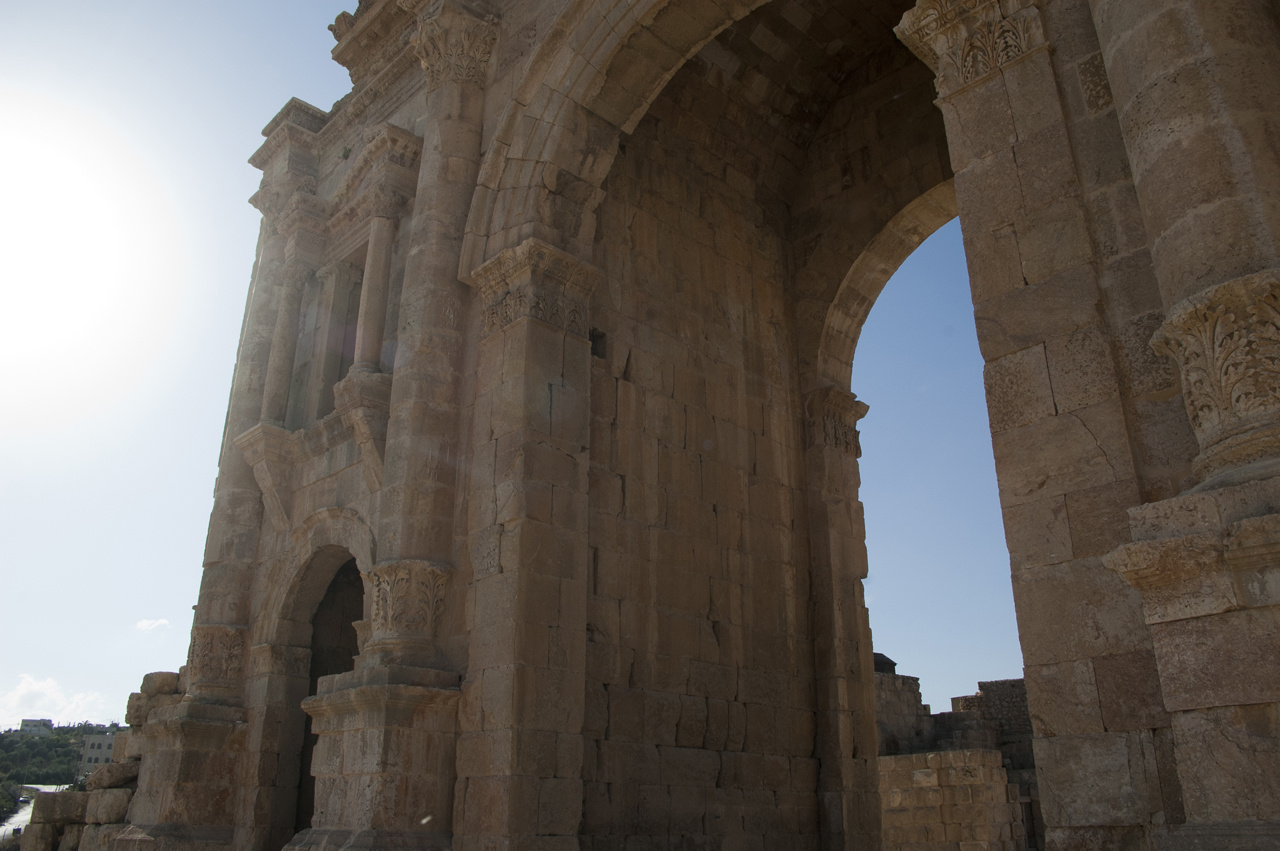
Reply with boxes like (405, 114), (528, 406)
(103, 1), (1280, 849)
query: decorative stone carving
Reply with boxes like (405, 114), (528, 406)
(333, 370), (393, 491)
(329, 11), (357, 42)
(366, 560), (452, 639)
(804, 386), (870, 456)
(1151, 270), (1280, 484)
(189, 626), (246, 684)
(896, 0), (1045, 96)
(233, 423), (300, 532)
(409, 1), (499, 92)
(470, 238), (602, 337)
(326, 123), (421, 238)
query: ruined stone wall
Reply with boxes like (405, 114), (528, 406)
(875, 673), (935, 757)
(580, 51), (818, 844)
(879, 750), (1026, 851)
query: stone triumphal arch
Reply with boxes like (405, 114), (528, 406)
(97, 1), (1280, 849)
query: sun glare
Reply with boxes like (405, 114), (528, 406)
(1, 86), (184, 439)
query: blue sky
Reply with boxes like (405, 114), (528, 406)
(0, 2), (1018, 728)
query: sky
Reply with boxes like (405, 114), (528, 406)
(0, 1), (1018, 730)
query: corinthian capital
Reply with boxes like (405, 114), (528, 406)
(407, 0), (499, 92)
(804, 386), (869, 456)
(1152, 270), (1280, 485)
(896, 0), (1045, 95)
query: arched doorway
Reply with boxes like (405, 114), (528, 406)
(293, 558), (363, 834)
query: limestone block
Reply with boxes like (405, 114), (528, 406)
(1033, 732), (1155, 826)
(140, 671), (180, 696)
(85, 789), (132, 825)
(1013, 558), (1147, 666)
(85, 760), (139, 791)
(974, 265), (1100, 363)
(75, 825), (126, 851)
(1045, 325), (1120, 415)
(20, 824), (59, 851)
(1092, 650), (1169, 732)
(124, 693), (149, 727)
(1172, 703), (1280, 823)
(56, 824), (83, 851)
(1152, 607), (1280, 711)
(31, 792), (88, 825)
(110, 731), (131, 763)
(1024, 660), (1104, 737)
(1003, 496), (1072, 570)
(984, 345), (1055, 433)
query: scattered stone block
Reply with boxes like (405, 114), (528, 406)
(86, 760), (140, 791)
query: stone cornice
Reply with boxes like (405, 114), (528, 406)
(326, 123), (422, 237)
(249, 122), (318, 171)
(332, 0), (419, 89)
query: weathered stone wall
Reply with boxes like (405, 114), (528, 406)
(875, 673), (935, 758)
(879, 750), (1026, 851)
(581, 50), (816, 845)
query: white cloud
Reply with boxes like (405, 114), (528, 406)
(135, 619), (170, 632)
(0, 675), (107, 730)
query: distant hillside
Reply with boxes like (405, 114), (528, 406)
(0, 724), (97, 787)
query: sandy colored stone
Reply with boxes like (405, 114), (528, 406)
(85, 760), (140, 791)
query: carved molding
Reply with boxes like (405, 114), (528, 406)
(896, 0), (1045, 95)
(189, 625), (247, 684)
(409, 1), (500, 92)
(333, 370), (394, 492)
(1152, 270), (1280, 483)
(327, 123), (422, 238)
(365, 560), (453, 640)
(471, 238), (602, 337)
(234, 422), (301, 532)
(804, 386), (870, 456)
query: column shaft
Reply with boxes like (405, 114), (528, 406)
(352, 215), (396, 373)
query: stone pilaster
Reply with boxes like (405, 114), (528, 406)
(898, 2), (1166, 846)
(802, 386), (880, 851)
(457, 238), (600, 850)
(1105, 493), (1280, 845)
(375, 0), (497, 568)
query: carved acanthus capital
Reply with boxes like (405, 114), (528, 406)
(359, 560), (454, 669)
(1152, 270), (1280, 484)
(409, 0), (499, 92)
(896, 0), (1045, 96)
(804, 386), (869, 456)
(188, 625), (247, 687)
(470, 238), (601, 337)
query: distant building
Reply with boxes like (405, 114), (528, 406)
(15, 719), (53, 737)
(79, 724), (121, 776)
